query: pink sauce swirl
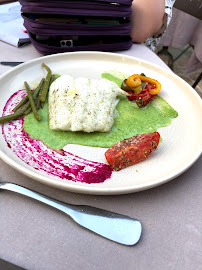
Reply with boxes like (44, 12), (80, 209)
(1, 90), (112, 184)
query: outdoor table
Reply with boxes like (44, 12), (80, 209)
(0, 40), (201, 270)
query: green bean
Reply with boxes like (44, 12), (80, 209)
(23, 107), (32, 115)
(13, 95), (29, 112)
(0, 111), (23, 124)
(36, 94), (41, 110)
(33, 78), (45, 98)
(1, 65), (52, 124)
(33, 78), (45, 110)
(1, 73), (47, 124)
(40, 74), (54, 109)
(37, 75), (54, 109)
(35, 79), (45, 109)
(40, 63), (52, 103)
(24, 81), (40, 121)
(50, 74), (56, 84)
(0, 101), (30, 124)
(40, 100), (44, 109)
(13, 78), (45, 112)
(23, 79), (43, 113)
(0, 85), (41, 123)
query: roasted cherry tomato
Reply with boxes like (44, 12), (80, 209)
(127, 83), (157, 108)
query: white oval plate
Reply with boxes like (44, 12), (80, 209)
(0, 52), (202, 195)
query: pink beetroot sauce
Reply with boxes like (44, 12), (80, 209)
(1, 90), (112, 184)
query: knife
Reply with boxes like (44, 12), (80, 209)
(0, 61), (24, 66)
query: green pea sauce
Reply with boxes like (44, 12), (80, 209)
(23, 72), (178, 150)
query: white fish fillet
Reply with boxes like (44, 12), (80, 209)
(49, 75), (127, 133)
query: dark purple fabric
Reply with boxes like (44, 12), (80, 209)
(28, 32), (133, 55)
(20, 0), (132, 4)
(20, 0), (132, 17)
(23, 16), (131, 36)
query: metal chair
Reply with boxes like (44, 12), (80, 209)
(158, 0), (202, 89)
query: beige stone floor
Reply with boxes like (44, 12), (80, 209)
(157, 45), (202, 98)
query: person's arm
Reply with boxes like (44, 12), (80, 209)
(130, 0), (165, 43)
